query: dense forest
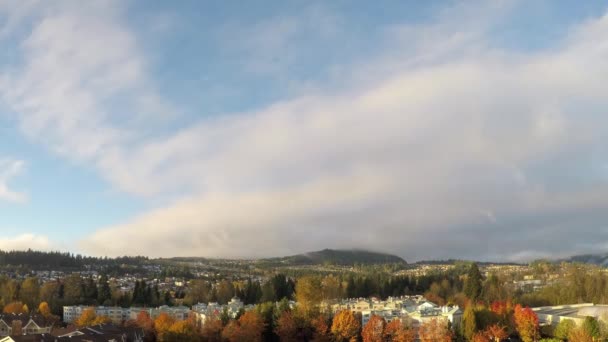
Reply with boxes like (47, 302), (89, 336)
(0, 249), (148, 270)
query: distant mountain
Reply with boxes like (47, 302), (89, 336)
(258, 249), (407, 266)
(561, 253), (608, 267)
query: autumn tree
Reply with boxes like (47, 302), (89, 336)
(384, 319), (415, 342)
(92, 315), (112, 325)
(295, 276), (323, 318)
(361, 315), (385, 342)
(485, 324), (508, 342)
(38, 302), (52, 317)
(63, 274), (84, 305)
(311, 314), (332, 342)
(75, 308), (97, 327)
(3, 301), (28, 314)
(514, 305), (539, 342)
(134, 311), (155, 334)
(19, 277), (40, 309)
(275, 311), (298, 341)
(462, 304), (478, 341)
(165, 320), (199, 342)
(321, 275), (342, 301)
(40, 281), (61, 314)
(472, 331), (491, 342)
(331, 310), (361, 342)
(201, 317), (223, 342)
(419, 318), (453, 342)
(222, 310), (265, 342)
(569, 327), (594, 342)
(154, 312), (176, 340)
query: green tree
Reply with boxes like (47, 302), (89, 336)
(97, 275), (112, 305)
(582, 316), (601, 340)
(554, 319), (575, 340)
(464, 263), (483, 301)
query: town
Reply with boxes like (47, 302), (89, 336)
(0, 249), (607, 341)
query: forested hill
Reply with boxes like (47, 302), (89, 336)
(259, 249), (407, 266)
(560, 253), (608, 266)
(0, 249), (148, 269)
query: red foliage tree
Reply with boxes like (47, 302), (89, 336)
(513, 305), (539, 342)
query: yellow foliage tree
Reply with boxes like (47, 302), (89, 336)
(154, 312), (176, 340)
(75, 308), (97, 327)
(331, 310), (361, 342)
(38, 302), (52, 318)
(92, 315), (112, 325)
(295, 276), (323, 318)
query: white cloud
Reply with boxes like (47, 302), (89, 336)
(0, 234), (51, 251)
(2, 2), (608, 260)
(0, 159), (26, 203)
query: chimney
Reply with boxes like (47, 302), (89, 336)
(11, 320), (22, 335)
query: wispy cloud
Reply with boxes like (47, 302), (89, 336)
(0, 159), (26, 203)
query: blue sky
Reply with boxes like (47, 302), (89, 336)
(0, 0), (608, 261)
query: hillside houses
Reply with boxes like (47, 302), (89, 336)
(326, 295), (462, 327)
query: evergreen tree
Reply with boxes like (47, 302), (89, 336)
(464, 263), (483, 301)
(462, 304), (477, 341)
(97, 275), (112, 305)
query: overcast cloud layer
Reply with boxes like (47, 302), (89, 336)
(1, 1), (608, 261)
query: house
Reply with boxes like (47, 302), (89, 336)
(0, 315), (53, 337)
(57, 323), (144, 341)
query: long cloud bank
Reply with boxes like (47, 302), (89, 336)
(1, 1), (608, 260)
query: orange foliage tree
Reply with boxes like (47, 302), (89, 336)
(3, 301), (27, 314)
(331, 310), (361, 342)
(362, 315), (386, 342)
(418, 318), (453, 342)
(472, 331), (491, 342)
(384, 319), (415, 342)
(513, 305), (539, 342)
(201, 316), (223, 342)
(221, 310), (265, 342)
(311, 314), (332, 342)
(275, 311), (298, 341)
(135, 311), (155, 334)
(485, 324), (508, 342)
